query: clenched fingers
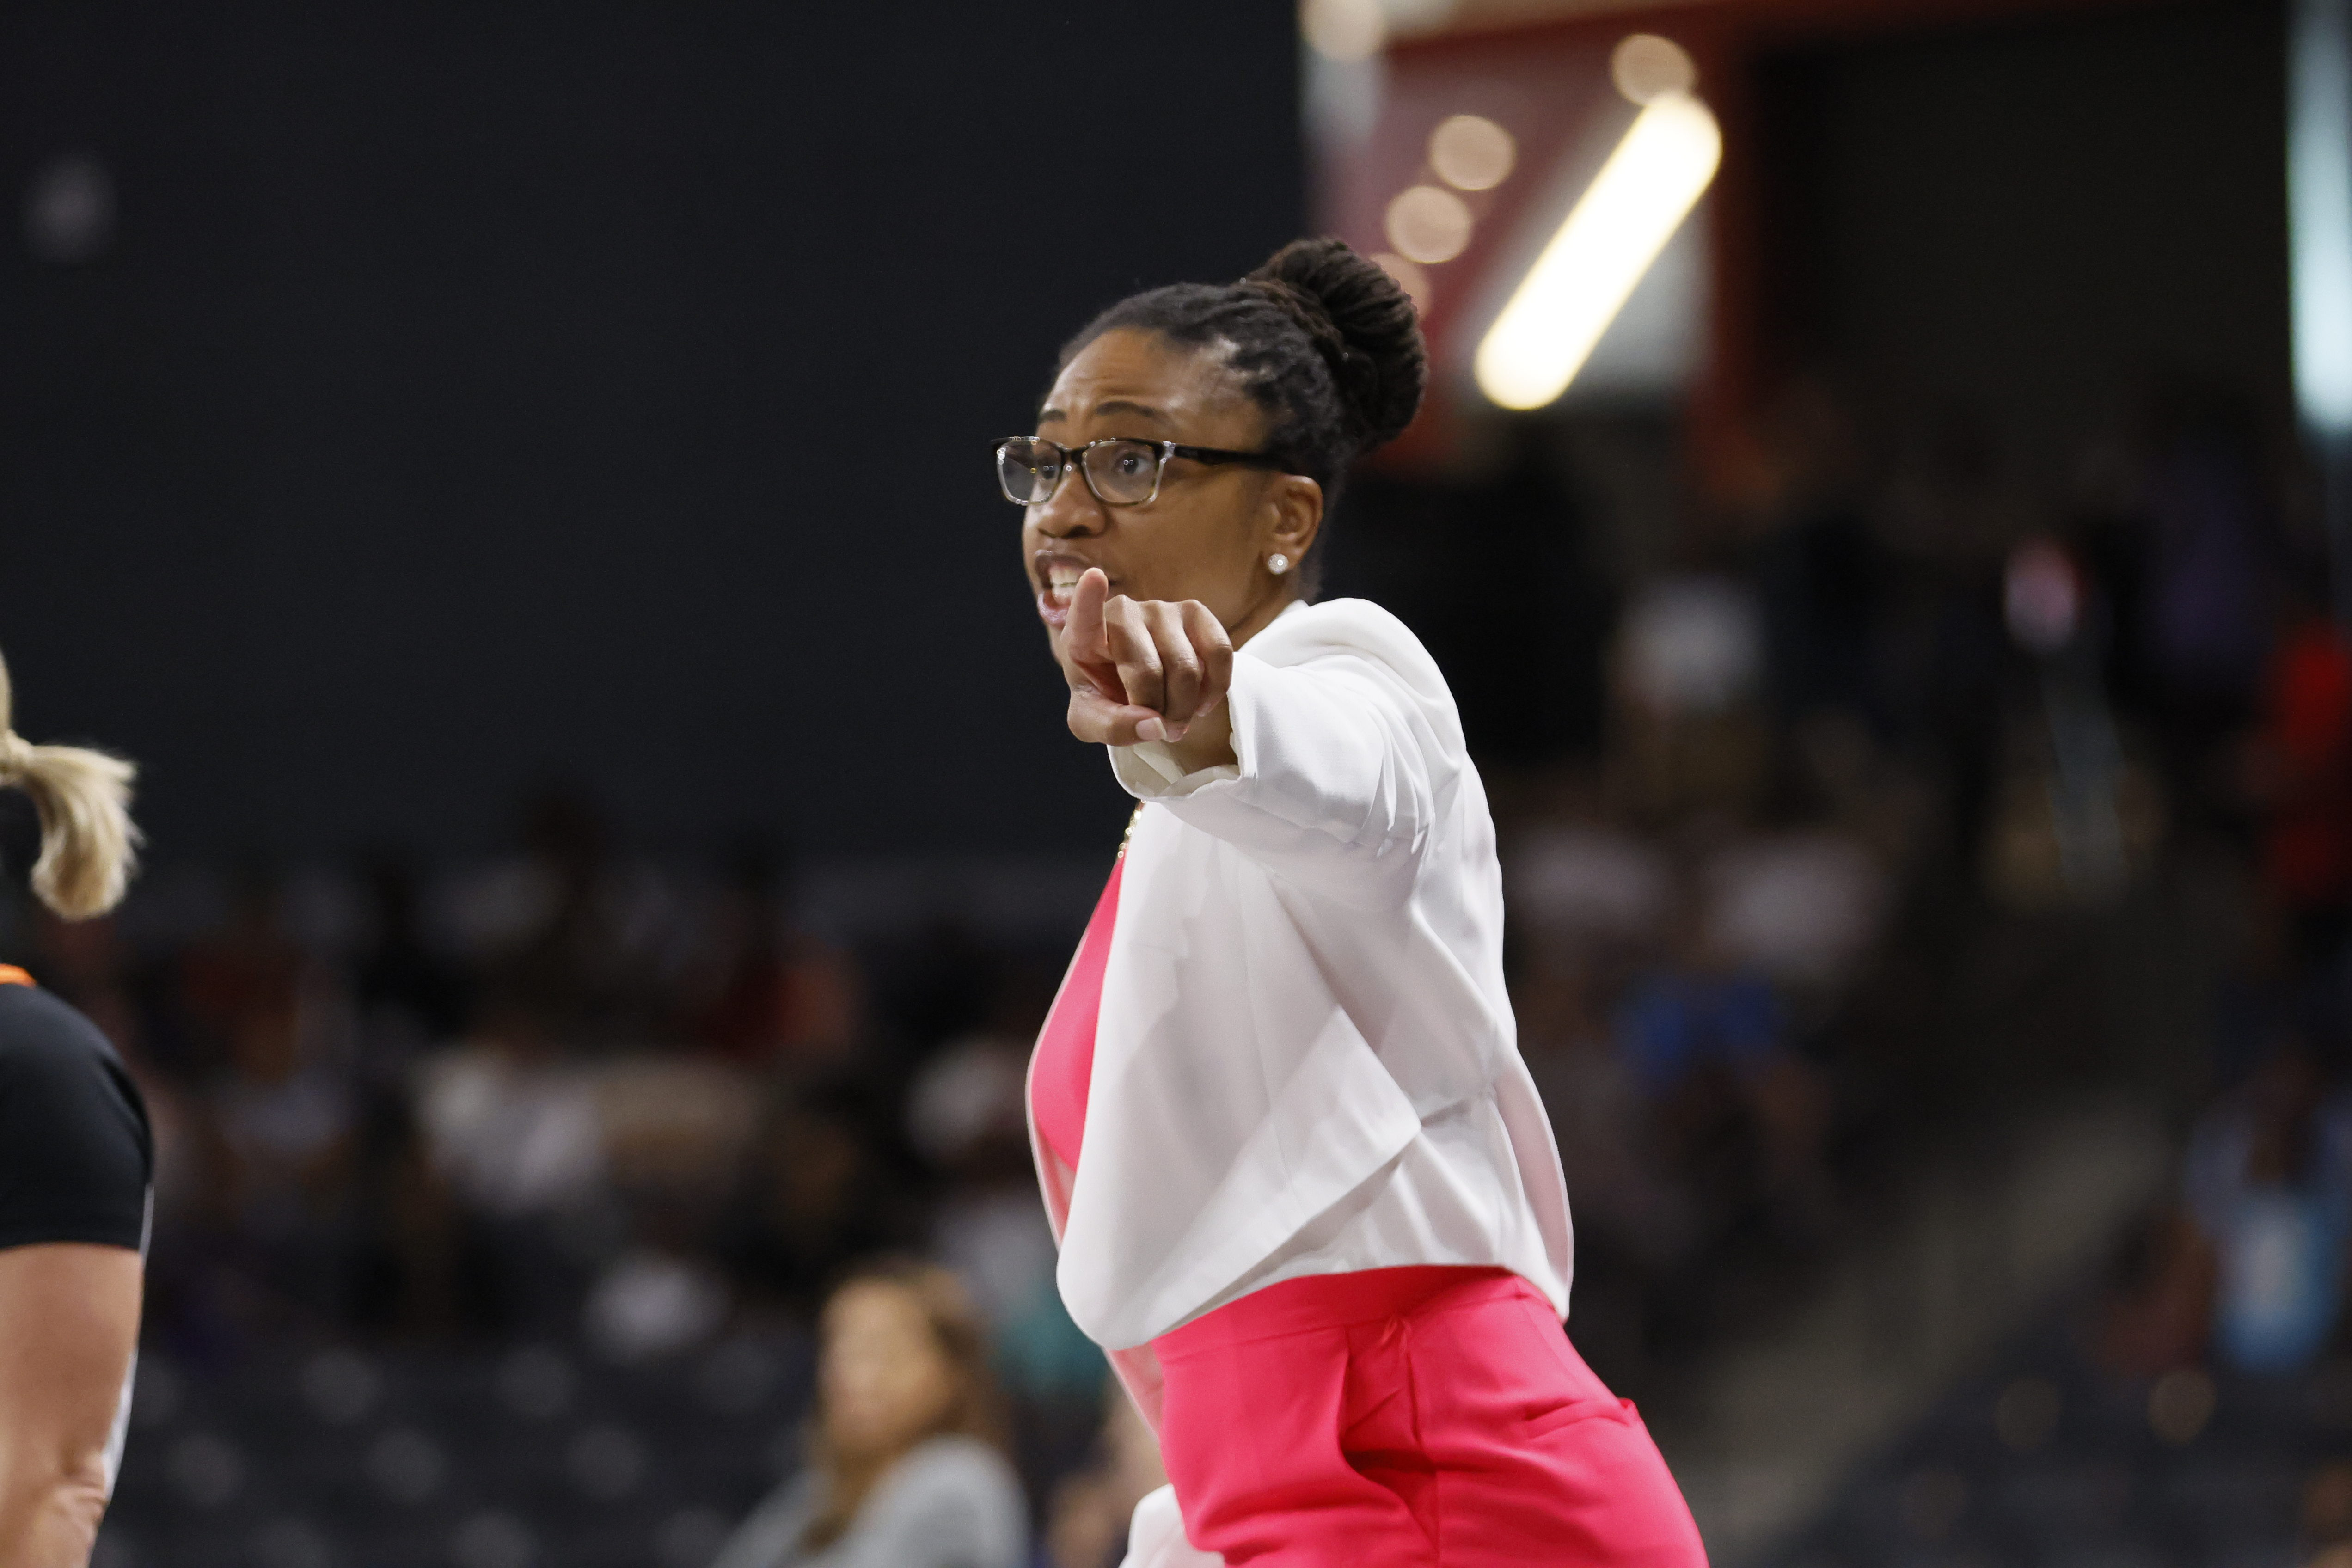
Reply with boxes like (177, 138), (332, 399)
(1061, 590), (1237, 747)
(1103, 596), (1166, 720)
(1179, 600), (1233, 726)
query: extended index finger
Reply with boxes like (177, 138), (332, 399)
(1066, 568), (1111, 664)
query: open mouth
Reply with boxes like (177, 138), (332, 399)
(1035, 557), (1094, 630)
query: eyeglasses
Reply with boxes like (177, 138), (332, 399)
(994, 436), (1285, 508)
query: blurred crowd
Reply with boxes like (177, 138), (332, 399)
(22, 377), (2352, 1564)
(1345, 376), (2352, 1407)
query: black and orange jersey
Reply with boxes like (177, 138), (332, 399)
(0, 968), (152, 1254)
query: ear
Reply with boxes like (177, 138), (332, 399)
(1264, 472), (1323, 565)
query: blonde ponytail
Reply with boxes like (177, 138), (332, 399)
(0, 650), (141, 919)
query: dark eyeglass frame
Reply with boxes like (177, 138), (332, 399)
(994, 436), (1286, 508)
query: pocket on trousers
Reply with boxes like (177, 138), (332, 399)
(1517, 1392), (1623, 1440)
(1498, 1292), (1618, 1437)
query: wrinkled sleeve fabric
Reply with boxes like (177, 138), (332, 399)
(1108, 647), (1437, 908)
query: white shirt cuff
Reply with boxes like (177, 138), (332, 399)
(1109, 741), (1241, 798)
(1120, 1484), (1222, 1568)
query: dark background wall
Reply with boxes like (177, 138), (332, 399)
(0, 2), (1303, 862)
(1758, 0), (2293, 482)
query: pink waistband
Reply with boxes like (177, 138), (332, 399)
(1154, 1266), (1533, 1357)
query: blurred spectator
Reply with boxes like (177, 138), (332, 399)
(2306, 1457), (2352, 1568)
(352, 851), (468, 1056)
(344, 851), (466, 1331)
(175, 866), (307, 1080)
(582, 1242), (731, 1363)
(414, 987), (606, 1223)
(171, 869), (362, 1322)
(1745, 378), (1883, 732)
(583, 1054), (763, 1356)
(2141, 411), (2278, 698)
(1621, 576), (1766, 720)
(1514, 940), (1694, 1273)
(710, 1261), (1025, 1568)
(910, 1033), (1074, 1363)
(1873, 408), (2011, 867)
(1614, 854), (1837, 1242)
(2246, 605), (2352, 962)
(687, 840), (799, 1065)
(1045, 1383), (1168, 1568)
(1701, 827), (1886, 992)
(2133, 392), (2284, 827)
(909, 994), (1106, 1508)
(1614, 574), (1771, 819)
(2095, 1202), (2219, 1380)
(1509, 821), (1676, 958)
(207, 961), (356, 1317)
(412, 985), (608, 1332)
(454, 790), (674, 1047)
(718, 1089), (906, 1324)
(2184, 1037), (2352, 1375)
(684, 840), (862, 1076)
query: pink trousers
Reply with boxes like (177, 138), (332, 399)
(1152, 1267), (1710, 1567)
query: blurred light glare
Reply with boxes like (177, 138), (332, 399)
(1995, 1377), (2063, 1452)
(1620, 577), (1760, 716)
(1372, 251), (1433, 314)
(2149, 1367), (2216, 1445)
(1385, 184), (1472, 264)
(252, 1519), (333, 1568)
(1475, 93), (1720, 410)
(567, 1423), (649, 1500)
(1429, 114), (1515, 190)
(300, 1348), (383, 1424)
(367, 1428), (447, 1504)
(1896, 1466), (1969, 1542)
(1611, 34), (1698, 106)
(656, 1509), (733, 1568)
(1302, 0), (1387, 61)
(24, 152), (116, 264)
(451, 1510), (537, 1568)
(2003, 539), (2082, 654)
(165, 1433), (245, 1509)
(2291, 0), (2352, 435)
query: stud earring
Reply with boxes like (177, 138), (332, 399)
(1268, 553), (1291, 576)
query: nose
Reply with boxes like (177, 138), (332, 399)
(1027, 460), (1109, 539)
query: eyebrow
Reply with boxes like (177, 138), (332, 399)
(1034, 398), (1172, 428)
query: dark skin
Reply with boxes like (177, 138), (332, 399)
(1023, 328), (1324, 774)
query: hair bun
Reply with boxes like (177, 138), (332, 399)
(1243, 238), (1427, 454)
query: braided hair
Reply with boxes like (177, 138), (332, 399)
(1057, 237), (1427, 595)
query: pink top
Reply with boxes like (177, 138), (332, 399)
(1032, 856), (1124, 1170)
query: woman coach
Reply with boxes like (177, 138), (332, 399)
(1008, 238), (1709, 1567)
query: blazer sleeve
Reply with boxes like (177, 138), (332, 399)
(1106, 645), (1438, 908)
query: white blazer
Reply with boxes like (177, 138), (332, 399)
(1026, 596), (1575, 1565)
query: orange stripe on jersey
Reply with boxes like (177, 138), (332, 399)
(0, 965), (33, 987)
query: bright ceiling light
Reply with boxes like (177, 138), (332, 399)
(1430, 115), (1515, 191)
(2291, 0), (2352, 436)
(1611, 34), (1697, 105)
(1474, 92), (1720, 411)
(1302, 0), (1386, 62)
(1385, 184), (1473, 264)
